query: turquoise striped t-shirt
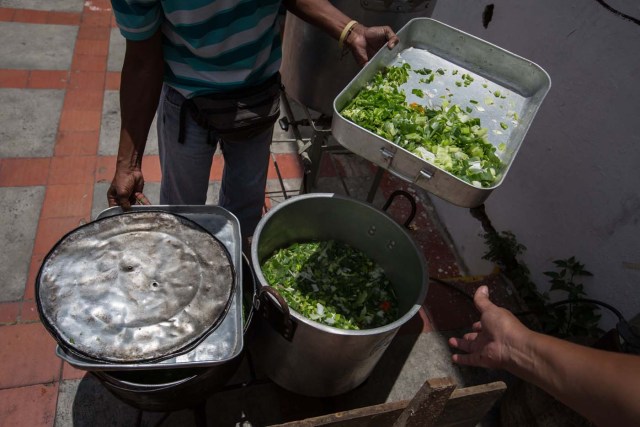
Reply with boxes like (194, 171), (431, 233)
(111, 0), (285, 98)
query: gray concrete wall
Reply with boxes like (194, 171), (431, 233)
(429, 0), (640, 329)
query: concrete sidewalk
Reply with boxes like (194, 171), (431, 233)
(0, 1), (515, 425)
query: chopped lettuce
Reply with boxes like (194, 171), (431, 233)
(340, 65), (504, 187)
(261, 241), (398, 330)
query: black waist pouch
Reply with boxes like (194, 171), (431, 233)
(178, 73), (282, 143)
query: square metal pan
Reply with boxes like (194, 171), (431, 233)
(332, 18), (551, 207)
(56, 205), (244, 371)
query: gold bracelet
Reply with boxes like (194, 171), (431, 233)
(338, 20), (358, 51)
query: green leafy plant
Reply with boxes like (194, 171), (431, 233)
(482, 231), (602, 340)
(543, 257), (602, 339)
(481, 231), (547, 320)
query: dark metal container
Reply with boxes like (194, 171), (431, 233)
(94, 255), (257, 412)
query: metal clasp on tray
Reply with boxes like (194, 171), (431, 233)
(380, 147), (435, 182)
(418, 169), (434, 180)
(380, 147), (395, 162)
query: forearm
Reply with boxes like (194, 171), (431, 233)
(117, 29), (164, 170)
(282, 0), (352, 40)
(508, 330), (640, 426)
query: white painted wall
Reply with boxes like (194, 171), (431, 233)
(429, 0), (640, 329)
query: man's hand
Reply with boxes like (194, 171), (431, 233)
(345, 24), (399, 66)
(282, 1), (398, 66)
(448, 286), (531, 370)
(107, 166), (146, 210)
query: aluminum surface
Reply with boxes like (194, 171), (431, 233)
(332, 18), (551, 207)
(38, 210), (234, 363)
(53, 205), (244, 371)
(251, 193), (428, 396)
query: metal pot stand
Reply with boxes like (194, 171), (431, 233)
(92, 254), (259, 414)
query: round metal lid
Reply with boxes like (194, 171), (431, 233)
(36, 211), (235, 363)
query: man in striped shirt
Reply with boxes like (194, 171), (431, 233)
(107, 0), (398, 241)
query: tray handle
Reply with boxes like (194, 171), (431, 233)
(380, 147), (437, 184)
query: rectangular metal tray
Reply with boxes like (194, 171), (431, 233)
(56, 205), (244, 371)
(332, 18), (551, 207)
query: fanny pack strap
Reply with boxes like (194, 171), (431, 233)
(175, 74), (281, 145)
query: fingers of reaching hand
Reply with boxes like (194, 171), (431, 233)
(449, 336), (482, 367)
(472, 321), (483, 332)
(448, 334), (476, 353)
(448, 336), (461, 349)
(451, 353), (475, 366)
(463, 332), (478, 342)
(473, 285), (494, 313)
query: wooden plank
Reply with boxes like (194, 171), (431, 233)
(437, 382), (507, 427)
(272, 401), (406, 427)
(271, 381), (507, 427)
(393, 377), (456, 427)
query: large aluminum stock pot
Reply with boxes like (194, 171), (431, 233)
(250, 193), (428, 397)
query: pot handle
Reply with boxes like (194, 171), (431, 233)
(255, 286), (297, 341)
(382, 190), (417, 228)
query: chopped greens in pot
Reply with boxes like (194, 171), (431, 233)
(339, 64), (504, 188)
(261, 241), (398, 330)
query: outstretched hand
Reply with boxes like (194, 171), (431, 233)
(346, 24), (399, 66)
(448, 286), (531, 370)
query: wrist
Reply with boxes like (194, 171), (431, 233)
(116, 134), (144, 171)
(503, 327), (539, 375)
(116, 154), (142, 172)
(338, 20), (359, 50)
(344, 23), (365, 51)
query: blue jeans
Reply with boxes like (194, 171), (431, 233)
(157, 84), (272, 237)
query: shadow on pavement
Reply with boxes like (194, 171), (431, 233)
(64, 324), (420, 426)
